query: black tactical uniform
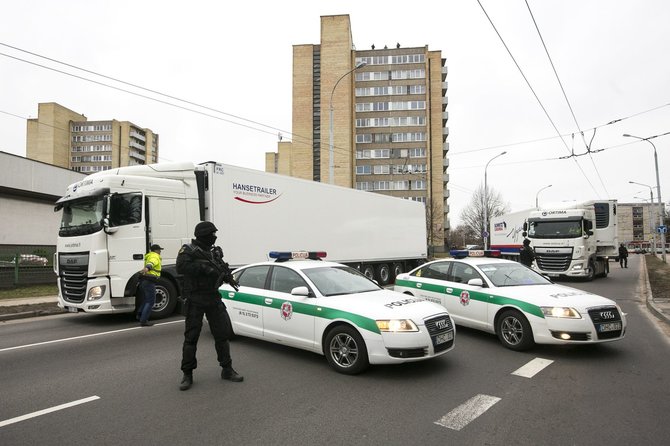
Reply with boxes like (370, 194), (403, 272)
(176, 221), (242, 391)
(519, 239), (535, 267)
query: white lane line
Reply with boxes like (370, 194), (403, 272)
(0, 320), (182, 353)
(434, 394), (501, 431)
(0, 396), (100, 428)
(512, 357), (554, 378)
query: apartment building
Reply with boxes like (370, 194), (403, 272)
(266, 15), (449, 252)
(26, 102), (158, 173)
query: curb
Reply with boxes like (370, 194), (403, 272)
(0, 308), (66, 322)
(641, 256), (670, 327)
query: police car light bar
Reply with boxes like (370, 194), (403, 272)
(449, 249), (501, 259)
(269, 251), (327, 261)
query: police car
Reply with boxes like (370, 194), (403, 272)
(218, 251), (455, 374)
(393, 250), (627, 351)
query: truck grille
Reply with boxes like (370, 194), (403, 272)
(587, 306), (623, 340)
(424, 314), (454, 352)
(536, 253), (571, 272)
(59, 253), (89, 303)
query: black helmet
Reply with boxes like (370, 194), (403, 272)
(194, 221), (218, 237)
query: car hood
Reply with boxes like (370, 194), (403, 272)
(490, 283), (617, 310)
(318, 289), (448, 323)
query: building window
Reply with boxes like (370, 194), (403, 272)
(356, 165), (372, 175)
(409, 148), (427, 157)
(373, 181), (391, 190)
(412, 180), (427, 190)
(356, 134), (372, 143)
(356, 182), (372, 191)
(373, 165), (390, 175)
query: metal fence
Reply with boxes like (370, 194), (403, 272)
(0, 245), (57, 288)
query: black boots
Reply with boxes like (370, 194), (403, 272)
(179, 373), (193, 391)
(221, 367), (244, 382)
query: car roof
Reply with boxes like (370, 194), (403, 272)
(237, 259), (346, 272)
(427, 257), (517, 266)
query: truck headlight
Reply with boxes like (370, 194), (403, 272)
(376, 319), (418, 332)
(541, 307), (582, 318)
(87, 285), (106, 301)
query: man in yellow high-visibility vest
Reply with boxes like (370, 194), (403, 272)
(138, 244), (163, 326)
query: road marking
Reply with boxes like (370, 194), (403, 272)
(0, 396), (100, 428)
(0, 320), (182, 353)
(434, 394), (501, 431)
(512, 357), (554, 378)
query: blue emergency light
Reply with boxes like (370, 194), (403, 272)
(269, 251), (327, 262)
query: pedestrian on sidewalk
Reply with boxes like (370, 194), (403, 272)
(137, 244), (163, 326)
(618, 243), (628, 268)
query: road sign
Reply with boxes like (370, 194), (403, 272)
(482, 231), (489, 238)
(658, 225), (667, 234)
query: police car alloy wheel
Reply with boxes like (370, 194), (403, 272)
(324, 325), (369, 375)
(496, 309), (534, 351)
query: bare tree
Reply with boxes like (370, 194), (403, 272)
(447, 224), (479, 249)
(460, 184), (510, 246)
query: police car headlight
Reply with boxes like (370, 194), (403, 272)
(541, 307), (582, 318)
(376, 319), (418, 332)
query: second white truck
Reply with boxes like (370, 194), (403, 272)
(490, 200), (618, 280)
(54, 162), (428, 318)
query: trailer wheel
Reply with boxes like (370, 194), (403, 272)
(362, 264), (375, 281)
(152, 278), (178, 319)
(375, 264), (391, 286)
(392, 263), (403, 280)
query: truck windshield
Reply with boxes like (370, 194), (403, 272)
(58, 196), (104, 237)
(528, 219), (582, 239)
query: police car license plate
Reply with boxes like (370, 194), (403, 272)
(435, 331), (454, 345)
(597, 322), (621, 332)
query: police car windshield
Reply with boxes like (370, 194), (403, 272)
(478, 263), (551, 287)
(303, 266), (381, 296)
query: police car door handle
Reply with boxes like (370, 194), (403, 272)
(264, 298), (273, 305)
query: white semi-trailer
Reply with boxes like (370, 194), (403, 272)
(54, 162), (428, 317)
(490, 200), (618, 281)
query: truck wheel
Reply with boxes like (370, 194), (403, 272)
(362, 264), (375, 281)
(375, 264), (391, 286)
(152, 278), (177, 319)
(324, 325), (369, 375)
(392, 263), (403, 280)
(584, 261), (595, 282)
(496, 309), (534, 351)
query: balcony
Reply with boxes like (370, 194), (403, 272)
(129, 151), (146, 161)
(129, 140), (145, 150)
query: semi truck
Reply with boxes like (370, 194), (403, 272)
(53, 161), (428, 318)
(490, 200), (618, 281)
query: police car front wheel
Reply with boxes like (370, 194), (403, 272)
(496, 309), (534, 351)
(324, 325), (369, 375)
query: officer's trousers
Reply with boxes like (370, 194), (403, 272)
(181, 300), (232, 373)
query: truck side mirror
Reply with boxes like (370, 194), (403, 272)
(103, 218), (118, 234)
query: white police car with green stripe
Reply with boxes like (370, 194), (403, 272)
(219, 251), (455, 374)
(393, 253), (626, 351)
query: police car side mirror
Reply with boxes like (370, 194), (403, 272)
(291, 286), (310, 297)
(467, 278), (484, 287)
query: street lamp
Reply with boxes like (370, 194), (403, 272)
(630, 181), (656, 255)
(483, 151), (507, 250)
(623, 133), (666, 262)
(535, 184), (552, 209)
(329, 61), (367, 185)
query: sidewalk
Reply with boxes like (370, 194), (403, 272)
(642, 254), (670, 327)
(0, 295), (62, 321)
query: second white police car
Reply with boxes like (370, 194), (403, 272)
(394, 251), (627, 351)
(219, 251), (455, 374)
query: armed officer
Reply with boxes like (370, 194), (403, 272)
(176, 221), (243, 391)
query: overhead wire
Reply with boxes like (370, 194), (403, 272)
(475, 0), (599, 195)
(523, 0), (609, 196)
(0, 42), (360, 161)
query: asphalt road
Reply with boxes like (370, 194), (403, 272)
(0, 255), (668, 445)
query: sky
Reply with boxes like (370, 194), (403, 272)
(1, 0), (669, 228)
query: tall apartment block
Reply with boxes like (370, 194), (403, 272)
(266, 15), (449, 251)
(26, 102), (158, 173)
